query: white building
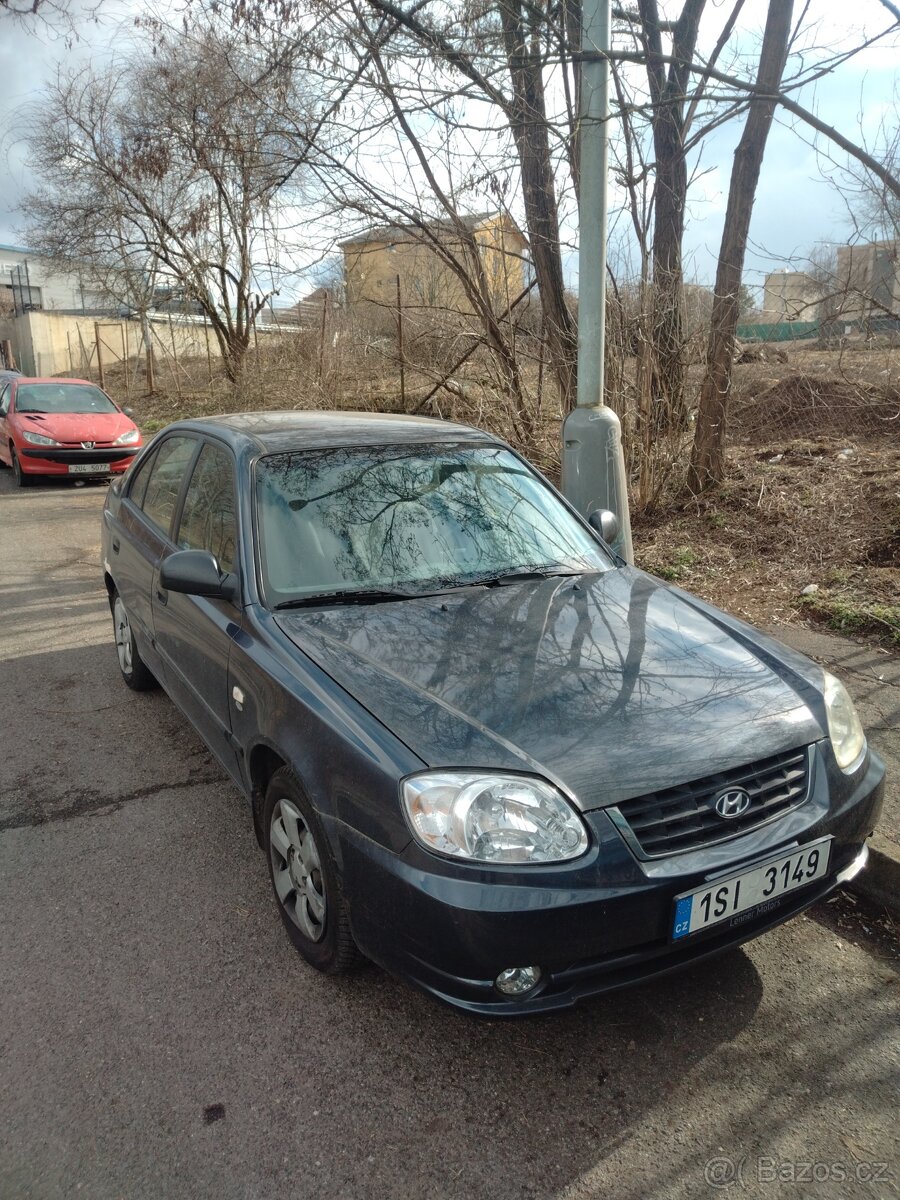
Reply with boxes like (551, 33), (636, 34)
(0, 243), (109, 313)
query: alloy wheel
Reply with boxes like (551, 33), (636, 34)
(269, 798), (327, 942)
(113, 596), (133, 675)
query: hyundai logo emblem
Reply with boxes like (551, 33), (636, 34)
(714, 788), (751, 819)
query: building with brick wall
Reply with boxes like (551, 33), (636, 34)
(339, 213), (528, 320)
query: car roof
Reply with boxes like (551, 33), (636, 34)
(170, 410), (498, 454)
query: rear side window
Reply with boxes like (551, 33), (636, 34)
(176, 442), (237, 574)
(127, 447), (158, 509)
(140, 436), (197, 536)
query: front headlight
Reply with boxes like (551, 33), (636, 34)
(401, 771), (589, 864)
(114, 428), (141, 445)
(21, 430), (61, 446)
(823, 671), (866, 772)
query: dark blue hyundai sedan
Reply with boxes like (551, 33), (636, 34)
(101, 412), (884, 1013)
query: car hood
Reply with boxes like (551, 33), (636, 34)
(16, 410), (136, 444)
(274, 568), (827, 810)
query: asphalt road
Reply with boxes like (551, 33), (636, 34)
(1, 470), (897, 1200)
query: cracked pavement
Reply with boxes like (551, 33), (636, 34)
(0, 468), (897, 1200)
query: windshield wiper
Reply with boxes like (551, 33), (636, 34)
(272, 571), (590, 610)
(470, 568), (586, 588)
(273, 586), (433, 610)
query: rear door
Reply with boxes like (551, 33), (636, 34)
(151, 438), (243, 781)
(110, 434), (199, 677)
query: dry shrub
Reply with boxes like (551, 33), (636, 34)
(402, 309), (478, 374)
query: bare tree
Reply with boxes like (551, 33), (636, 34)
(1, 0), (100, 27)
(631, 0), (705, 429)
(338, 1), (899, 422)
(687, 0), (794, 492)
(169, 0), (898, 487)
(863, 130), (900, 240)
(24, 23), (316, 380)
(346, 0), (578, 409)
(833, 95), (900, 243)
(27, 207), (162, 355)
(807, 93), (900, 336)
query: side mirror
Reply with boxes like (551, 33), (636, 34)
(588, 508), (620, 545)
(159, 549), (239, 603)
(122, 406), (135, 418)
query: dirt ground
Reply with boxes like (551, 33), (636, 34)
(636, 343), (899, 647)
(91, 335), (900, 647)
(633, 439), (899, 647)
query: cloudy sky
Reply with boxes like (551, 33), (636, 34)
(0, 0), (142, 248)
(1, 0), (897, 298)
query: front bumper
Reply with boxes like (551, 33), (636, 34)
(338, 745), (884, 1015)
(20, 446), (138, 474)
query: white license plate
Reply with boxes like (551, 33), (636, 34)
(672, 837), (832, 940)
(68, 463), (109, 475)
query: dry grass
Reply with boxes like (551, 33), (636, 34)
(100, 322), (567, 477)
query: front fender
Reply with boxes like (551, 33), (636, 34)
(229, 607), (425, 862)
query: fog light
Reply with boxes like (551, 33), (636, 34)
(495, 966), (542, 996)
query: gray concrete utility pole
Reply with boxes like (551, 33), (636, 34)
(560, 0), (634, 564)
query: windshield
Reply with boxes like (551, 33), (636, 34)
(256, 443), (610, 604)
(16, 383), (118, 415)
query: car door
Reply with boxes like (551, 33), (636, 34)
(151, 438), (244, 782)
(110, 434), (199, 678)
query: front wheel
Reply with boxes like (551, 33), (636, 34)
(111, 591), (157, 691)
(264, 768), (359, 974)
(11, 448), (33, 488)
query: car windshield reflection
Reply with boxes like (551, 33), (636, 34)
(256, 443), (611, 606)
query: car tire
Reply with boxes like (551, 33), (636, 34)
(11, 448), (33, 488)
(111, 590), (157, 691)
(264, 767), (359, 974)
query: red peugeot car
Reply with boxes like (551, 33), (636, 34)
(0, 376), (142, 487)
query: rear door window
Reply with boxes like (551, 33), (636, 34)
(139, 436), (197, 537)
(127, 448), (158, 509)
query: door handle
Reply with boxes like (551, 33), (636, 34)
(156, 588), (168, 606)
(112, 539), (120, 553)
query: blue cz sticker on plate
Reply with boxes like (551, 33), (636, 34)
(672, 896), (693, 940)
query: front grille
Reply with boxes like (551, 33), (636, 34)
(613, 745), (811, 857)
